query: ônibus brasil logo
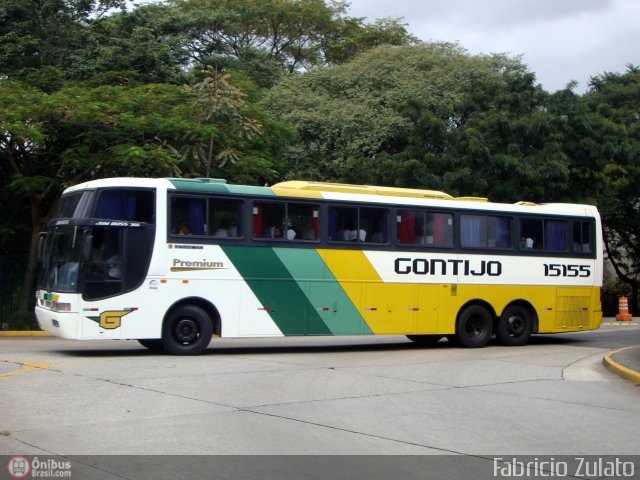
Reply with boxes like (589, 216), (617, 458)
(7, 456), (30, 479)
(6, 456), (72, 478)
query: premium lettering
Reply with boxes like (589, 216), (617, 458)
(172, 259), (224, 269)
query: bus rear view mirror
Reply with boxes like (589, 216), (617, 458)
(82, 234), (93, 262)
(37, 232), (48, 261)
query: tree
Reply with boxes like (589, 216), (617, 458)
(180, 66), (263, 177)
(322, 16), (417, 64)
(66, 3), (191, 84)
(263, 43), (554, 196)
(173, 0), (416, 87)
(0, 0), (127, 81)
(0, 71), (289, 314)
(0, 80), (189, 311)
(448, 66), (570, 202)
(571, 66), (640, 312)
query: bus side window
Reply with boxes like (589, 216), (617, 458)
(397, 211), (418, 244)
(462, 214), (511, 250)
(573, 221), (592, 253)
(427, 212), (454, 247)
(171, 197), (206, 235)
(519, 219), (543, 251)
(398, 211), (454, 247)
(209, 199), (243, 238)
(287, 203), (320, 241)
(253, 202), (285, 239)
(545, 220), (568, 251)
(95, 190), (155, 223)
(361, 207), (388, 243)
(328, 207), (358, 241)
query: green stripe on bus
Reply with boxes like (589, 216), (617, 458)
(221, 246), (331, 335)
(272, 248), (372, 335)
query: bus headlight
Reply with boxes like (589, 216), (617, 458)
(53, 302), (72, 312)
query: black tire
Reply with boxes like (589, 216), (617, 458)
(138, 339), (165, 352)
(496, 304), (533, 346)
(406, 335), (443, 346)
(455, 305), (493, 348)
(162, 305), (213, 355)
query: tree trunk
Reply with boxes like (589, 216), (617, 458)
(17, 193), (56, 314)
(632, 282), (639, 317)
(603, 229), (639, 315)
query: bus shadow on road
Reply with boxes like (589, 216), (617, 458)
(51, 332), (598, 358)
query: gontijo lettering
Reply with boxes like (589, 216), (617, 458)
(395, 257), (502, 277)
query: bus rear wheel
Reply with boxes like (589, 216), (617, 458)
(162, 305), (213, 355)
(496, 305), (533, 346)
(455, 305), (493, 348)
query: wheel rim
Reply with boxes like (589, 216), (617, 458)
(465, 314), (488, 338)
(507, 314), (526, 337)
(174, 318), (199, 344)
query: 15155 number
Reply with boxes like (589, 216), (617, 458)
(544, 264), (591, 277)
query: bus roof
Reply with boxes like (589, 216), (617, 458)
(65, 177), (597, 217)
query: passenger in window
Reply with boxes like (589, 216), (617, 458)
(107, 254), (122, 279)
(213, 220), (230, 238)
(520, 236), (534, 249)
(179, 223), (191, 235)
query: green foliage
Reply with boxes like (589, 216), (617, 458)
(0, 0), (128, 82)
(67, 3), (191, 84)
(173, 0), (415, 86)
(263, 43), (558, 200)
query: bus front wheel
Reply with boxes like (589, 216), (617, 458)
(162, 305), (213, 355)
(496, 305), (533, 346)
(455, 305), (493, 348)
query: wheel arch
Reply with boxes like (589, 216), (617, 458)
(164, 296), (222, 337)
(500, 299), (539, 334)
(457, 299), (498, 327)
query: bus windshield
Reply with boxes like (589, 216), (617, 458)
(38, 222), (154, 299)
(38, 226), (87, 293)
(38, 187), (156, 298)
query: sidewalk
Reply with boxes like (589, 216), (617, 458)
(603, 344), (640, 385)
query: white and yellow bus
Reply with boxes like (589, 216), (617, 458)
(35, 178), (603, 354)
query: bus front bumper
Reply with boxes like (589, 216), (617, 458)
(35, 306), (82, 339)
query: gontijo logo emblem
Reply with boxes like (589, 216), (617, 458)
(85, 308), (137, 329)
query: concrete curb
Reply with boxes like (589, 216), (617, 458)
(0, 331), (51, 337)
(603, 346), (640, 385)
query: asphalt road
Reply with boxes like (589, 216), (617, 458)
(1, 323), (639, 478)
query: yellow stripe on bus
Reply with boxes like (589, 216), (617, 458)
(317, 248), (601, 336)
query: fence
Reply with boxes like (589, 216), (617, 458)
(0, 255), (37, 330)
